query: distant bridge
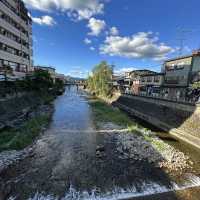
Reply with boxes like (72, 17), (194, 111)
(65, 80), (86, 88)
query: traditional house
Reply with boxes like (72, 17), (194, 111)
(112, 74), (126, 92)
(139, 73), (164, 97)
(129, 70), (157, 95)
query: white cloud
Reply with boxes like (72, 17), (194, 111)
(109, 26), (119, 36)
(84, 38), (92, 44)
(90, 47), (95, 51)
(23, 0), (104, 20)
(87, 18), (106, 36)
(32, 15), (56, 26)
(100, 32), (174, 60)
(114, 67), (137, 75)
(67, 67), (89, 78)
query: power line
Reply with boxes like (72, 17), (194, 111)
(176, 27), (192, 56)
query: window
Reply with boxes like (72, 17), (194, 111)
(147, 77), (152, 82)
(0, 42), (30, 60)
(0, 9), (29, 36)
(0, 26), (29, 48)
(154, 76), (160, 82)
(176, 62), (185, 69)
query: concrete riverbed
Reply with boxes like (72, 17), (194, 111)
(0, 87), (200, 200)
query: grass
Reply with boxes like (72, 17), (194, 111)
(89, 98), (167, 152)
(144, 134), (166, 151)
(0, 115), (50, 152)
(89, 99), (136, 128)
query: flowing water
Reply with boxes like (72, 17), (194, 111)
(1, 87), (200, 200)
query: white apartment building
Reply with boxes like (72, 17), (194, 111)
(0, 0), (33, 79)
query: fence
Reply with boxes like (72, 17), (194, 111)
(123, 90), (200, 105)
(0, 73), (28, 99)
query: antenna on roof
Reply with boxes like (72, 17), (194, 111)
(176, 27), (192, 56)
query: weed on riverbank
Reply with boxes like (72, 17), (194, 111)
(90, 99), (169, 149)
(89, 99), (136, 128)
(89, 99), (191, 172)
(0, 115), (50, 152)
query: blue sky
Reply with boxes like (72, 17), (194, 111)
(24, 0), (200, 77)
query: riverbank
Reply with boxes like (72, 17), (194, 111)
(89, 98), (193, 175)
(0, 88), (199, 200)
(0, 92), (55, 173)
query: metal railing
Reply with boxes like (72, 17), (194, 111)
(123, 90), (199, 105)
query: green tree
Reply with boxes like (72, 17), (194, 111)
(31, 69), (54, 91)
(1, 65), (13, 82)
(192, 81), (200, 89)
(87, 61), (113, 97)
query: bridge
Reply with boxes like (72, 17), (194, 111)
(65, 80), (87, 89)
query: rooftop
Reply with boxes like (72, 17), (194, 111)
(140, 72), (165, 77)
(34, 66), (56, 71)
(164, 50), (200, 63)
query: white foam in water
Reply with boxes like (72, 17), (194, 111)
(9, 174), (200, 200)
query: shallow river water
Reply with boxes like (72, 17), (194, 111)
(1, 87), (200, 200)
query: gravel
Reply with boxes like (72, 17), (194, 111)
(98, 122), (192, 173)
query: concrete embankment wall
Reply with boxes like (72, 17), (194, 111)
(113, 95), (200, 149)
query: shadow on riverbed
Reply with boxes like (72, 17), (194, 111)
(0, 88), (196, 200)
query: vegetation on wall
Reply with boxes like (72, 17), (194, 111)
(0, 114), (50, 152)
(191, 81), (200, 89)
(0, 70), (63, 151)
(0, 70), (65, 97)
(87, 61), (113, 97)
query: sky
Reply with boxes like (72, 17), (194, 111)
(23, 0), (200, 77)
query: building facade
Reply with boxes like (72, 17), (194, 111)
(34, 65), (56, 81)
(162, 52), (200, 101)
(0, 0), (33, 79)
(140, 73), (164, 97)
(190, 50), (200, 84)
(129, 70), (156, 95)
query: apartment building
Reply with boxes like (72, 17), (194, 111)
(162, 51), (200, 100)
(0, 0), (33, 79)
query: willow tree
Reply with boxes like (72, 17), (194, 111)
(87, 61), (113, 97)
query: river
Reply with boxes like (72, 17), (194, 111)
(1, 87), (200, 200)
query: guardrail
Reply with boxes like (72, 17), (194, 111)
(122, 91), (198, 106)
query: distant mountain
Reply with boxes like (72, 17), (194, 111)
(68, 76), (86, 81)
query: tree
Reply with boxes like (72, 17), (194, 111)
(87, 61), (113, 97)
(192, 81), (200, 89)
(0, 65), (13, 95)
(26, 69), (54, 91)
(0, 65), (13, 82)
